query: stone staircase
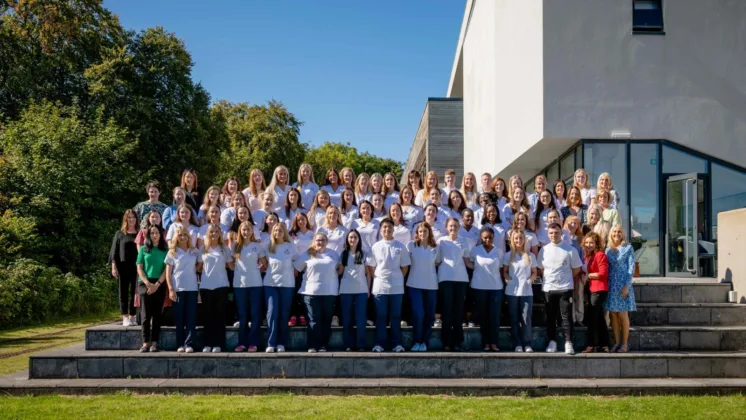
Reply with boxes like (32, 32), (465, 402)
(4, 280), (745, 395)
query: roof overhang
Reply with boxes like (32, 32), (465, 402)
(446, 0), (474, 98)
(497, 138), (580, 182)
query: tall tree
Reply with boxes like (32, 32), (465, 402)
(305, 141), (403, 181)
(212, 100), (307, 184)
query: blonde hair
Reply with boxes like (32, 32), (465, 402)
(573, 168), (590, 189)
(355, 173), (370, 197)
(563, 215), (583, 237)
(608, 224), (627, 248)
(202, 186), (221, 210)
(267, 165), (290, 192)
(202, 223), (225, 254)
(424, 171), (439, 189)
(269, 223), (291, 254)
(323, 205), (343, 228)
(340, 167), (356, 188)
(296, 163), (316, 185)
(382, 172), (400, 195)
(509, 230), (531, 264)
(597, 172), (614, 191)
(369, 173), (384, 193)
(460, 172), (478, 207)
(248, 168), (267, 197)
(168, 225), (194, 256)
(594, 221), (612, 248)
(309, 189), (331, 216)
(307, 233), (328, 258)
(235, 220), (259, 255)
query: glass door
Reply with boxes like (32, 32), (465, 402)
(665, 173), (705, 277)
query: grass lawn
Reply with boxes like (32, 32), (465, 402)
(0, 394), (743, 419)
(0, 311), (119, 376)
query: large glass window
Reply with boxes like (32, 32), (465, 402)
(584, 142), (629, 233)
(630, 144), (660, 275)
(560, 152), (575, 183)
(662, 145), (707, 174)
(711, 163), (746, 271)
(547, 162), (559, 183)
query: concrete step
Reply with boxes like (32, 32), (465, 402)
(86, 324), (746, 352)
(29, 344), (746, 380)
(3, 370), (745, 396)
(631, 281), (732, 304)
(628, 303), (746, 326)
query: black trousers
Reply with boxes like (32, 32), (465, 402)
(440, 281), (467, 349)
(117, 263), (137, 316)
(587, 291), (610, 348)
(139, 280), (166, 343)
(200, 287), (228, 348)
(545, 290), (573, 342)
(292, 272), (306, 317)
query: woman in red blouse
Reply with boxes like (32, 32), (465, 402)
(581, 232), (610, 353)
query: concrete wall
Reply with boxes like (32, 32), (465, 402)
(428, 100), (464, 185)
(718, 208), (746, 303)
(543, 0), (746, 165)
(462, 0), (544, 176)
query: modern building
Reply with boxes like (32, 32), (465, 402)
(404, 0), (746, 278)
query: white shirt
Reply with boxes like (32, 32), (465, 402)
(535, 208), (559, 245)
(406, 242), (438, 290)
(164, 248), (202, 292)
(272, 185), (292, 213)
(252, 209), (269, 232)
(321, 185), (344, 208)
(507, 229), (540, 252)
(166, 222), (199, 248)
(436, 236), (469, 282)
(469, 245), (504, 290)
(356, 192), (372, 205)
(459, 226), (480, 252)
(383, 192), (400, 210)
(421, 219), (447, 242)
(233, 242), (266, 288)
(339, 252), (370, 295)
(366, 239), (411, 295)
(199, 246), (232, 290)
(340, 206), (359, 229)
(197, 223), (228, 243)
(317, 224), (348, 253)
(482, 223), (507, 254)
(242, 187), (263, 213)
(580, 187), (593, 207)
(309, 208), (327, 231)
(264, 242), (296, 288)
(294, 250), (339, 296)
(504, 251), (538, 297)
(401, 205), (424, 226)
(537, 242), (582, 292)
(279, 207), (306, 230)
(413, 188), (448, 208)
(463, 191), (480, 211)
(392, 224), (412, 245)
(291, 230), (315, 256)
(294, 182), (319, 212)
(352, 218), (380, 252)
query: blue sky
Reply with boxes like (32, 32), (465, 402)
(104, 0), (465, 162)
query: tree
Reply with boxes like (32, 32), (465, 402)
(211, 100), (307, 184)
(305, 141), (403, 182)
(0, 101), (136, 273)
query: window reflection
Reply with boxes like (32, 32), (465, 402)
(662, 146), (706, 174)
(584, 142), (628, 233)
(711, 163), (746, 272)
(630, 144), (659, 275)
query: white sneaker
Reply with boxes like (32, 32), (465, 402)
(420, 343), (427, 352)
(400, 320), (408, 327)
(177, 346), (185, 353)
(411, 343), (421, 352)
(211, 347), (221, 353)
(565, 342), (575, 355)
(393, 345), (405, 353)
(233, 321), (240, 327)
(372, 345), (384, 353)
(331, 316), (340, 327)
(546, 341), (557, 353)
(515, 346), (524, 352)
(524, 346), (534, 353)
(202, 346), (212, 353)
(433, 319), (442, 328)
(129, 316), (139, 326)
(184, 346), (194, 353)
(276, 345), (286, 353)
(122, 318), (131, 327)
(308, 348), (317, 353)
(265, 346), (276, 353)
(366, 320), (375, 326)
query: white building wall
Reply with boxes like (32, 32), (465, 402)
(462, 0), (544, 176)
(543, 0), (746, 165)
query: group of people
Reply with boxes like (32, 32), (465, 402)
(108, 164), (637, 355)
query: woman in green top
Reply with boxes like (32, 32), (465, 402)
(135, 225), (169, 352)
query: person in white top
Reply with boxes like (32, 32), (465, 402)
(263, 223), (296, 353)
(419, 203), (447, 241)
(352, 200), (380, 253)
(226, 206), (257, 249)
(320, 168), (344, 208)
(553, 179), (568, 209)
(406, 222), (439, 352)
(589, 172), (620, 210)
(279, 188), (306, 231)
(382, 172), (400, 210)
(339, 187), (359, 229)
(294, 163), (319, 212)
(354, 173), (371, 204)
(293, 233), (340, 352)
(459, 208), (480, 252)
(528, 175), (548, 214)
(508, 186), (534, 231)
(480, 203), (507, 254)
(251, 191), (274, 233)
(267, 165), (292, 213)
(198, 205), (229, 249)
(199, 224), (234, 353)
(502, 230), (538, 352)
(537, 223), (582, 355)
(369, 173), (384, 199)
(473, 193), (492, 228)
(466, 227), (505, 352)
(165, 204), (200, 248)
(339, 167), (356, 190)
(398, 185), (424, 226)
(288, 213), (313, 327)
(441, 169), (457, 196)
(573, 168), (593, 207)
(164, 225), (203, 353)
(197, 185), (222, 226)
(258, 212), (279, 250)
(387, 203), (412, 245)
(220, 192), (248, 232)
(478, 172), (492, 194)
(414, 171), (441, 207)
(446, 190), (467, 223)
(535, 191), (563, 246)
(242, 168), (266, 213)
(491, 177), (511, 221)
(406, 170), (424, 203)
(436, 218), (470, 351)
(460, 172), (480, 211)
(507, 210), (540, 256)
(307, 190), (331, 231)
(337, 229), (371, 351)
(316, 206), (348, 253)
(232, 221), (266, 352)
(365, 218), (411, 353)
(370, 193), (387, 221)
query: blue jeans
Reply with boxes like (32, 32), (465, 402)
(408, 287), (437, 346)
(234, 287), (263, 348)
(303, 295), (336, 350)
(174, 291), (198, 348)
(340, 293), (368, 349)
(264, 286), (295, 348)
(474, 288), (504, 347)
(373, 294), (403, 349)
(506, 295), (533, 348)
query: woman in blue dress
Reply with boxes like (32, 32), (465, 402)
(604, 224), (636, 353)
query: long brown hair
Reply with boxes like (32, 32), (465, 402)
(414, 222), (436, 248)
(120, 209), (137, 232)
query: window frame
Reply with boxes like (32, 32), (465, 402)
(632, 0), (665, 35)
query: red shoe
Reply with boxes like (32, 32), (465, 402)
(288, 316), (297, 327)
(299, 316), (307, 326)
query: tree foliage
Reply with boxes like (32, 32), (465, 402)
(305, 141), (403, 181)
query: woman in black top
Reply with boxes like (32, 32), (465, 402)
(181, 169), (202, 211)
(109, 209), (140, 326)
